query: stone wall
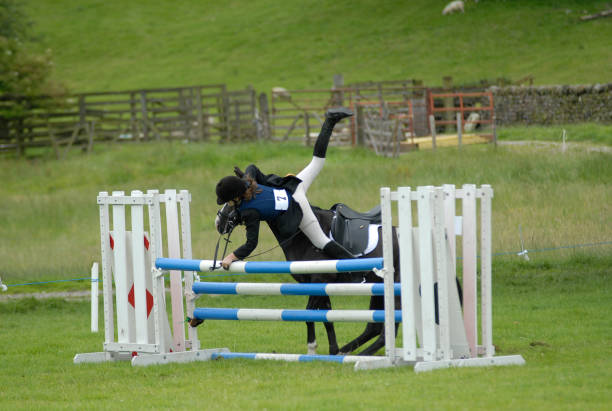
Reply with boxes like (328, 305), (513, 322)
(490, 83), (612, 125)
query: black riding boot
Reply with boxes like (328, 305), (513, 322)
(313, 107), (353, 158)
(323, 240), (357, 259)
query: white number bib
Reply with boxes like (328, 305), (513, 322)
(273, 189), (289, 211)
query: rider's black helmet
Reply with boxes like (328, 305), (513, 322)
(216, 176), (247, 205)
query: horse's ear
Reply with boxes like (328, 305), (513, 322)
(233, 166), (244, 178)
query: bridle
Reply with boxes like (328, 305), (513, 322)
(211, 203), (240, 270)
(212, 201), (312, 267)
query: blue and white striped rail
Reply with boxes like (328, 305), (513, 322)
(156, 257), (383, 274)
(210, 352), (383, 364)
(192, 308), (402, 323)
(193, 282), (401, 296)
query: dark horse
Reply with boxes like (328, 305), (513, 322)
(216, 201), (401, 356)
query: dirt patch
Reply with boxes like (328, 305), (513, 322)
(0, 290), (92, 301)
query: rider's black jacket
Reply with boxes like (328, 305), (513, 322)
(233, 164), (303, 259)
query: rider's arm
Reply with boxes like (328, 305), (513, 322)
(232, 208), (261, 260)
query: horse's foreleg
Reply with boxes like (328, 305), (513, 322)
(312, 295), (339, 355)
(305, 296), (318, 354)
(323, 322), (339, 355)
(306, 321), (317, 354)
(305, 295), (339, 355)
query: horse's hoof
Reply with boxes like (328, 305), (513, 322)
(307, 342), (317, 355)
(188, 318), (204, 327)
(326, 107), (353, 122)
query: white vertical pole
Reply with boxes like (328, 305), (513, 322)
(444, 185), (470, 358)
(111, 191), (132, 344)
(91, 262), (99, 333)
(147, 190), (168, 354)
(164, 189), (186, 352)
(130, 190), (148, 344)
(143, 233), (155, 344)
(411, 227), (424, 353)
(417, 186), (437, 361)
(433, 188), (450, 360)
(462, 184), (478, 357)
(398, 187), (416, 361)
(179, 190), (199, 350)
(480, 185), (495, 357)
(98, 193), (114, 345)
(443, 185), (457, 267)
(380, 187), (396, 362)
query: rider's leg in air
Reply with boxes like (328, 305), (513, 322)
(293, 107), (356, 259)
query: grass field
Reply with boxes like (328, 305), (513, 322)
(0, 134), (611, 409)
(0, 253), (610, 409)
(1, 135), (610, 284)
(24, 0), (612, 92)
(2, 1), (611, 408)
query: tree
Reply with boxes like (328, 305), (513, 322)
(0, 0), (64, 98)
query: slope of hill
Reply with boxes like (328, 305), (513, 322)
(25, 0), (612, 93)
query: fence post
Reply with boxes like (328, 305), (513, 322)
(456, 112), (462, 148)
(130, 92), (138, 141)
(429, 115), (437, 150)
(492, 114), (498, 147)
(443, 76), (454, 133)
(305, 112), (311, 146)
(221, 86), (230, 142)
(233, 100), (240, 141)
(332, 74), (344, 107)
(258, 92), (270, 140)
(196, 88), (204, 141)
(140, 91), (149, 141)
(78, 95), (87, 131)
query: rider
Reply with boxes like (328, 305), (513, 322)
(215, 107), (355, 269)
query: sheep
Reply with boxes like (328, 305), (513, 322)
(442, 1), (464, 15)
(272, 86), (291, 100)
(464, 112), (480, 132)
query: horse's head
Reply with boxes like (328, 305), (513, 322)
(215, 202), (240, 235)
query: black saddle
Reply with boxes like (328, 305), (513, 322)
(330, 203), (382, 255)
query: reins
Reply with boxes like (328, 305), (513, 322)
(211, 226), (303, 266)
(210, 231), (233, 270)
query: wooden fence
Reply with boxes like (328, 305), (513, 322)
(0, 85), (258, 158)
(268, 80), (427, 149)
(1, 78), (499, 158)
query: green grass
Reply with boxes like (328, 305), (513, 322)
(0, 130), (610, 409)
(2, 3), (611, 408)
(0, 253), (610, 409)
(1, 135), (610, 287)
(23, 0), (612, 92)
(498, 123), (612, 145)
